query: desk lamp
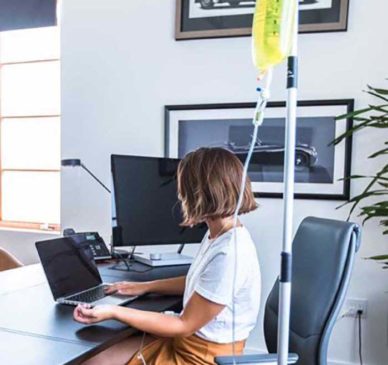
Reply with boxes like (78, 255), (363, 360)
(61, 158), (133, 269)
(61, 159), (111, 193)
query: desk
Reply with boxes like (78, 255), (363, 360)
(0, 261), (189, 365)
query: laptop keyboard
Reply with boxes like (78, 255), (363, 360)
(66, 286), (106, 303)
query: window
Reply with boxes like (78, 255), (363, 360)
(0, 26), (60, 231)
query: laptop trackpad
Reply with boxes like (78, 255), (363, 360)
(95, 295), (137, 306)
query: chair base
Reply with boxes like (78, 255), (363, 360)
(215, 353), (298, 364)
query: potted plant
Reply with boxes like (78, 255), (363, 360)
(333, 83), (388, 269)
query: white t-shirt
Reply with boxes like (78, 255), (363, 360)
(182, 226), (261, 343)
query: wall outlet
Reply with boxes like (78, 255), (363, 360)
(343, 298), (368, 319)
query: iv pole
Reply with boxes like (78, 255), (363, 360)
(277, 2), (299, 365)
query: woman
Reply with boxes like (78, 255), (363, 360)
(74, 147), (261, 365)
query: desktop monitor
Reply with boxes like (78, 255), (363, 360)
(111, 155), (207, 247)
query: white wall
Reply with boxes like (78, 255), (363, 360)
(0, 229), (58, 264)
(2, 0), (387, 364)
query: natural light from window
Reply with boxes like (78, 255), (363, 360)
(0, 26), (60, 231)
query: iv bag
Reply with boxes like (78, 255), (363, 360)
(252, 0), (297, 73)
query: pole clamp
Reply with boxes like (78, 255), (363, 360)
(280, 252), (292, 283)
(287, 56), (298, 89)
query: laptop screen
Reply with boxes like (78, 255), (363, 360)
(36, 237), (102, 300)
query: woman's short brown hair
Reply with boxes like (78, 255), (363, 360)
(177, 147), (258, 226)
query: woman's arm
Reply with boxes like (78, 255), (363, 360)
(147, 276), (186, 296)
(73, 291), (225, 338)
(105, 276), (186, 296)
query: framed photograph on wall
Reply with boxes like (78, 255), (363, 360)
(165, 100), (354, 200)
(175, 0), (350, 40)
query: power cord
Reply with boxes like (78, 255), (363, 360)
(357, 310), (363, 365)
(111, 250), (131, 271)
(109, 259), (153, 273)
(336, 309), (364, 365)
(109, 250), (153, 273)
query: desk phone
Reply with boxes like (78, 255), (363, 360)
(63, 229), (111, 261)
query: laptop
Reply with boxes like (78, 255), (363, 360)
(36, 236), (137, 306)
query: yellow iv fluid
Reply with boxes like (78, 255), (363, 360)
(252, 0), (297, 73)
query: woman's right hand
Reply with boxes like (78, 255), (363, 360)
(104, 281), (151, 296)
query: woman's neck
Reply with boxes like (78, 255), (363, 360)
(206, 216), (240, 240)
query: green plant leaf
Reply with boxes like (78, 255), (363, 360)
(359, 201), (388, 223)
(365, 89), (388, 102)
(370, 87), (388, 95)
(331, 119), (372, 145)
(332, 116), (388, 145)
(369, 122), (388, 128)
(369, 116), (388, 121)
(368, 104), (388, 113)
(339, 174), (388, 181)
(362, 212), (388, 224)
(344, 174), (388, 217)
(353, 117), (370, 122)
(367, 84), (388, 93)
(335, 107), (373, 121)
(366, 255), (388, 260)
(360, 202), (388, 213)
(333, 83), (388, 259)
(348, 190), (388, 204)
(369, 147), (388, 158)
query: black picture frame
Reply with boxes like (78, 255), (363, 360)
(175, 0), (350, 40)
(165, 99), (354, 200)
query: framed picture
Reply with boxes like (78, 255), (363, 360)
(165, 99), (354, 200)
(175, 0), (350, 40)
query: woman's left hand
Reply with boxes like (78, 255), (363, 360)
(73, 303), (116, 324)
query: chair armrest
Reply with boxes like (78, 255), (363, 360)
(215, 353), (298, 364)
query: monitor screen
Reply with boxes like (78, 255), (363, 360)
(36, 237), (102, 300)
(111, 155), (207, 246)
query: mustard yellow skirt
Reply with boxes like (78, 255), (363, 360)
(127, 334), (245, 365)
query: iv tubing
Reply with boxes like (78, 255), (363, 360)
(231, 70), (273, 364)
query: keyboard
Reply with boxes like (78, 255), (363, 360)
(66, 285), (106, 303)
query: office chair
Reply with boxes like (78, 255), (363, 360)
(0, 248), (23, 272)
(216, 216), (361, 365)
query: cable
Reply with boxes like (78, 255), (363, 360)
(230, 70), (273, 364)
(132, 129), (262, 364)
(358, 310), (363, 365)
(137, 331), (147, 365)
(109, 257), (153, 273)
(113, 73), (271, 365)
(111, 249), (131, 270)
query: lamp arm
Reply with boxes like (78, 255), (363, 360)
(80, 163), (111, 194)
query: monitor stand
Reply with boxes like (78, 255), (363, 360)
(133, 244), (193, 267)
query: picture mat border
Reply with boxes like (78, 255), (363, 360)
(165, 100), (354, 200)
(167, 105), (346, 195)
(175, 0), (350, 40)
